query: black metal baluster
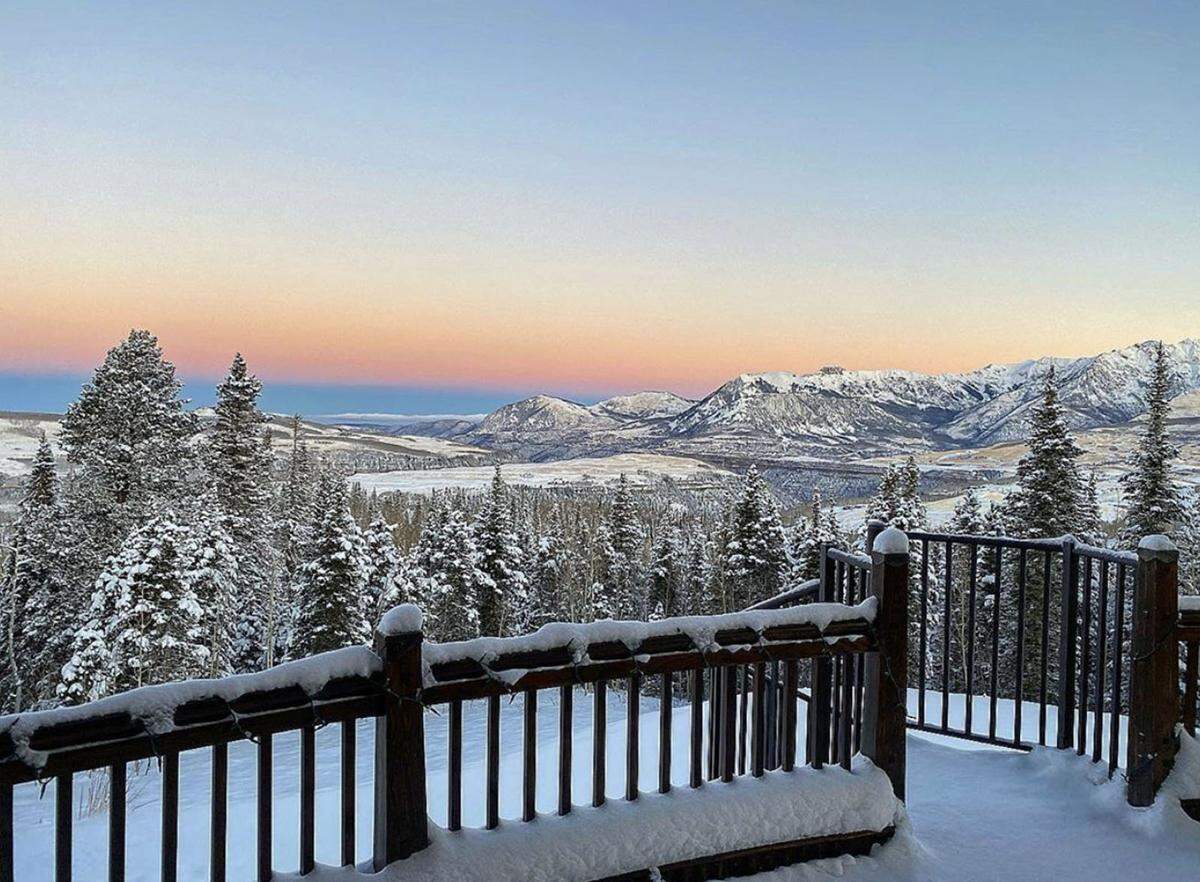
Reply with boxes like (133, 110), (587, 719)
(1014, 550), (1027, 746)
(782, 660), (798, 772)
(989, 546), (1002, 742)
(1077, 556), (1093, 756)
(257, 735), (272, 882)
(690, 668), (704, 788)
(752, 662), (766, 777)
(1092, 562), (1109, 764)
(1108, 564), (1127, 776)
(627, 672), (641, 800)
(55, 773), (71, 882)
(0, 782), (11, 882)
(943, 541), (953, 731)
(1039, 551), (1052, 746)
(965, 543), (978, 734)
(162, 752), (179, 882)
(919, 539), (929, 727)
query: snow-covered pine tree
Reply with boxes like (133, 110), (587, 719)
(475, 467), (529, 636)
(2, 435), (62, 711)
(181, 505), (240, 677)
(1006, 367), (1084, 538)
(413, 507), (483, 642)
(648, 526), (685, 620)
(789, 490), (841, 584)
(594, 475), (644, 619)
(1121, 341), (1182, 542)
(290, 472), (371, 657)
(1179, 492), (1200, 596)
(60, 514), (209, 703)
(362, 516), (405, 624)
(1078, 472), (1102, 543)
(60, 330), (197, 548)
(209, 354), (275, 671)
(723, 466), (788, 609)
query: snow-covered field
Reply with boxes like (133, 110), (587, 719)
(351, 453), (735, 494)
(11, 689), (1200, 881)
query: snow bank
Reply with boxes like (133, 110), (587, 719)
(311, 762), (898, 882)
(0, 646), (380, 769)
(422, 599), (878, 672)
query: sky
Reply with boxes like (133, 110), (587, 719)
(1, 2), (1198, 414)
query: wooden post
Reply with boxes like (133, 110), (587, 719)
(373, 606), (429, 871)
(1126, 536), (1179, 807)
(861, 527), (909, 801)
(1055, 537), (1078, 751)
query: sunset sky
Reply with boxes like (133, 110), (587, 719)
(2, 2), (1197, 414)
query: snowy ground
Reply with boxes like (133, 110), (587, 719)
(351, 453), (734, 494)
(10, 691), (1200, 881)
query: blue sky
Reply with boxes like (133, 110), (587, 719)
(2, 1), (1197, 414)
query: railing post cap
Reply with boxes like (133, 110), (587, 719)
(378, 604), (423, 637)
(873, 526), (909, 557)
(1137, 534), (1179, 561)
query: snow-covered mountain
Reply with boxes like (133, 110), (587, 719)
(461, 339), (1200, 460)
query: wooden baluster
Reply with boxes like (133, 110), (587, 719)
(690, 667), (704, 788)
(523, 689), (538, 821)
(1127, 536), (1179, 807)
(558, 684), (573, 814)
(109, 762), (126, 882)
(839, 655), (854, 770)
(300, 727), (315, 875)
(1183, 640), (1199, 738)
(782, 660), (798, 772)
(721, 666), (737, 783)
(257, 735), (272, 882)
(486, 694), (501, 829)
(752, 662), (766, 777)
(340, 722), (356, 865)
(0, 782), (11, 882)
(161, 752), (179, 882)
(593, 680), (607, 806)
(55, 773), (71, 882)
(658, 672), (672, 794)
(626, 672), (641, 800)
(211, 744), (227, 882)
(448, 701), (462, 831)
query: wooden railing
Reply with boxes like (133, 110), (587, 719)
(0, 535), (914, 882)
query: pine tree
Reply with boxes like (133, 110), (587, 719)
(648, 527), (684, 619)
(363, 516), (405, 624)
(594, 476), (644, 619)
(210, 354), (276, 670)
(181, 506), (240, 677)
(723, 466), (788, 609)
(60, 515), (209, 703)
(1121, 341), (1182, 541)
(1078, 472), (1102, 543)
(789, 490), (841, 584)
(1007, 367), (1085, 538)
(291, 473), (371, 657)
(60, 330), (196, 542)
(475, 467), (528, 636)
(2, 435), (63, 711)
(411, 507), (483, 641)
